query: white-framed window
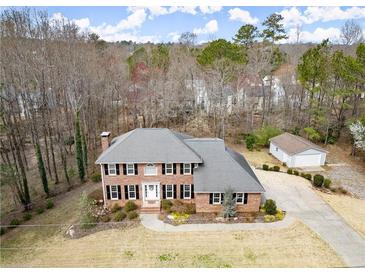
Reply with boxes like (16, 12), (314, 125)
(213, 193), (221, 204)
(144, 163), (157, 176)
(108, 164), (116, 176)
(166, 184), (173, 199)
(184, 184), (191, 199)
(126, 164), (135, 175)
(128, 185), (136, 200)
(183, 163), (191, 175)
(236, 193), (244, 204)
(110, 185), (119, 200)
(165, 163), (173, 175)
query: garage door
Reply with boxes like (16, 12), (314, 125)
(293, 154), (321, 167)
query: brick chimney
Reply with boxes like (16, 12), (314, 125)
(101, 132), (111, 151)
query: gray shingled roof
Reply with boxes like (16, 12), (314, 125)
(95, 128), (203, 164)
(185, 139), (265, 193)
(270, 132), (328, 155)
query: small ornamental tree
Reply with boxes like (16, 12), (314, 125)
(79, 191), (96, 229)
(222, 188), (236, 218)
(244, 134), (257, 151)
(264, 199), (277, 215)
(349, 120), (365, 151)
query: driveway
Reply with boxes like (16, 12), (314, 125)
(255, 169), (365, 267)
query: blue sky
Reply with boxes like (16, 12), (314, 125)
(27, 6), (365, 43)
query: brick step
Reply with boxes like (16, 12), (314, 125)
(140, 207), (161, 213)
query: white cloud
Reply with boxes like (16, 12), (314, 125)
(199, 6), (222, 14)
(72, 18), (90, 31)
(280, 6), (365, 27)
(168, 31), (181, 42)
(284, 27), (341, 44)
(168, 6), (197, 15)
(116, 8), (147, 30)
(193, 20), (218, 35)
(228, 8), (259, 25)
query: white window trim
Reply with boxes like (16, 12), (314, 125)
(165, 184), (174, 200)
(126, 163), (135, 176)
(128, 185), (136, 200)
(183, 163), (191, 175)
(183, 184), (191, 199)
(236, 193), (244, 204)
(108, 164), (116, 176)
(165, 163), (173, 175)
(144, 163), (157, 176)
(213, 192), (221, 205)
(110, 185), (119, 200)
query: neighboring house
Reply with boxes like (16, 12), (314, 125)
(185, 79), (210, 111)
(95, 128), (265, 213)
(269, 133), (327, 168)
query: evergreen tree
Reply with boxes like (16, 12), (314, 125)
(75, 111), (85, 182)
(222, 188), (236, 218)
(233, 24), (259, 48)
(35, 142), (49, 196)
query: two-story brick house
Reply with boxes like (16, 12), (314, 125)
(95, 128), (265, 213)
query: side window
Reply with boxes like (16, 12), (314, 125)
(108, 164), (116, 176)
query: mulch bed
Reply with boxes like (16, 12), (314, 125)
(64, 219), (139, 239)
(162, 212), (266, 226)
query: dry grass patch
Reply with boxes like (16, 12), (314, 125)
(316, 191), (365, 237)
(1, 221), (344, 267)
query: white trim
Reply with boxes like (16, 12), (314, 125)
(100, 164), (107, 208)
(110, 185), (119, 200)
(128, 185), (136, 200)
(165, 184), (174, 200)
(108, 164), (116, 176)
(165, 163), (173, 175)
(183, 163), (191, 175)
(144, 163), (157, 176)
(236, 193), (244, 204)
(142, 182), (160, 201)
(213, 192), (221, 204)
(126, 163), (135, 176)
(183, 184), (191, 199)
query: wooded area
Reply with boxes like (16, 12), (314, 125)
(0, 8), (364, 213)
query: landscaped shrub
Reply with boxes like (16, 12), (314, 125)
(272, 166), (280, 172)
(101, 215), (111, 222)
(161, 200), (173, 212)
(46, 199), (54, 209)
(264, 199), (277, 215)
(23, 212), (32, 221)
(36, 208), (45, 214)
(304, 174), (312, 181)
(287, 168), (293, 174)
(293, 170), (299, 176)
(88, 189), (104, 202)
(324, 178), (332, 189)
(127, 211), (139, 220)
(171, 201), (196, 214)
(111, 203), (122, 213)
(0, 227), (5, 235)
(9, 219), (20, 228)
(124, 201), (137, 212)
(262, 164), (269, 171)
(90, 172), (102, 183)
(114, 211), (127, 222)
(275, 209), (284, 221)
(184, 203), (196, 214)
(300, 172), (306, 178)
(313, 174), (324, 187)
(244, 134), (257, 151)
(222, 188), (236, 218)
(172, 212), (190, 224)
(338, 187), (348, 194)
(264, 215), (276, 223)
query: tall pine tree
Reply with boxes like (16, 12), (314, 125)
(75, 111), (85, 182)
(35, 142), (49, 196)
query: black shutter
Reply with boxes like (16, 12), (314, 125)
(191, 163), (194, 174)
(244, 193), (248, 204)
(180, 185), (184, 199)
(136, 185), (139, 199)
(173, 185), (177, 199)
(180, 163), (183, 174)
(162, 185), (166, 199)
(209, 193), (213, 204)
(232, 193), (237, 202)
(117, 185), (121, 200)
(124, 185), (129, 199)
(162, 164), (165, 175)
(173, 163), (176, 174)
(123, 164), (127, 175)
(191, 184), (194, 198)
(134, 164), (138, 175)
(104, 164), (109, 175)
(220, 193), (224, 204)
(106, 185), (111, 199)
(116, 164), (120, 175)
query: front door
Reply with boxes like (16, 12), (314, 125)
(142, 183), (160, 202)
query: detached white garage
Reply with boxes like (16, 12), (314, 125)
(269, 133), (327, 168)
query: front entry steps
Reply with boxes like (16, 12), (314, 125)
(141, 207), (161, 214)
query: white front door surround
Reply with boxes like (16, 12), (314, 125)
(142, 182), (160, 207)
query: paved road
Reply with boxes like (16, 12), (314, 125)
(255, 169), (365, 268)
